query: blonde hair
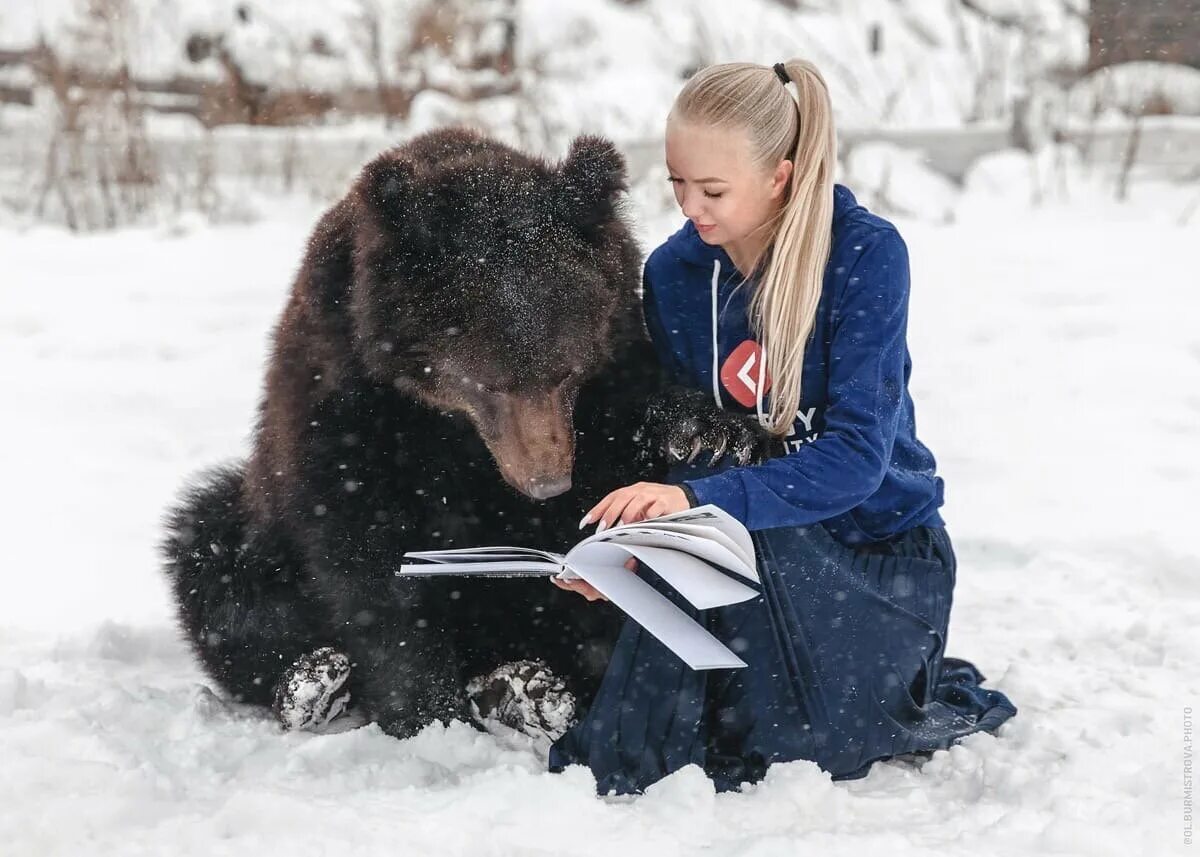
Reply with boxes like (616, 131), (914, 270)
(669, 59), (836, 437)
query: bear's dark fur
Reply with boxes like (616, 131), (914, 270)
(161, 127), (670, 738)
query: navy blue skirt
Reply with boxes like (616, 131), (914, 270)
(549, 471), (1017, 794)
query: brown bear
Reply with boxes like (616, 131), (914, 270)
(160, 127), (680, 740)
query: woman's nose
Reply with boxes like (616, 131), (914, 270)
(680, 192), (704, 220)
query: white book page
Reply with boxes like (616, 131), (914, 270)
(404, 552), (565, 564)
(640, 505), (754, 557)
(397, 560), (560, 577)
(404, 546), (566, 563)
(580, 505), (755, 573)
(566, 559), (746, 670)
(567, 541), (757, 610)
(621, 521), (755, 572)
(572, 527), (756, 583)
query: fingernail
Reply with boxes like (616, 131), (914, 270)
(578, 513), (591, 530)
(595, 519), (608, 533)
(615, 518), (625, 527)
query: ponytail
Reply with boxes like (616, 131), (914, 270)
(748, 59), (836, 436)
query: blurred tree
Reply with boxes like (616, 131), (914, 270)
(33, 0), (156, 230)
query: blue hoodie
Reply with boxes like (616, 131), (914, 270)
(642, 184), (945, 545)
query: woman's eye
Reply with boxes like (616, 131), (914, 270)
(667, 177), (720, 198)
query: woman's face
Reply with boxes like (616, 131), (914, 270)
(665, 119), (791, 248)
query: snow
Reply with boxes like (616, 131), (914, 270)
(1, 170), (1196, 853)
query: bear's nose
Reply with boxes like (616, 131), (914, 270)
(526, 475), (572, 500)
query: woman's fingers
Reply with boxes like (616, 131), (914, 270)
(580, 487), (619, 528)
(550, 575), (607, 602)
(596, 493), (635, 531)
(621, 496), (654, 524)
(552, 556), (642, 601)
(582, 489), (623, 530)
(584, 484), (689, 530)
(575, 581), (607, 601)
(626, 498), (669, 524)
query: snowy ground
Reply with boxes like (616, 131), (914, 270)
(2, 182), (1197, 855)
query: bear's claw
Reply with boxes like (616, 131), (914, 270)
(646, 386), (772, 470)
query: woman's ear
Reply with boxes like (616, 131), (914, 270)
(770, 159), (793, 201)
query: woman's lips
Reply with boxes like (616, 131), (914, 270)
(695, 223), (716, 234)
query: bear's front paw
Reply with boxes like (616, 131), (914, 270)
(466, 659), (576, 744)
(272, 646), (352, 732)
(643, 387), (772, 468)
(663, 411), (770, 467)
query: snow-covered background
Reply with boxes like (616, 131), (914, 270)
(2, 1), (1198, 855)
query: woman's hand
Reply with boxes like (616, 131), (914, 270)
(551, 557), (637, 602)
(552, 482), (691, 602)
(580, 482), (691, 532)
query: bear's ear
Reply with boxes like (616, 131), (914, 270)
(357, 151), (420, 226)
(554, 135), (628, 240)
(356, 150), (438, 253)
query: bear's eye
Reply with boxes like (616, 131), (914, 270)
(552, 366), (586, 387)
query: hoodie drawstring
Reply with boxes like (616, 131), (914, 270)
(712, 258), (769, 430)
(710, 259), (721, 411)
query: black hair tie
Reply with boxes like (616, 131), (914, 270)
(772, 62), (791, 85)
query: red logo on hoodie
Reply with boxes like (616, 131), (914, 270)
(720, 340), (772, 408)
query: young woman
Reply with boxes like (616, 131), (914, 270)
(549, 59), (1017, 794)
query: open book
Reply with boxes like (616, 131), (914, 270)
(397, 505), (759, 670)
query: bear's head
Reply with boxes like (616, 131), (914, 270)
(348, 128), (640, 500)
